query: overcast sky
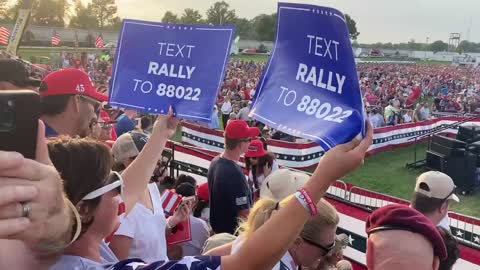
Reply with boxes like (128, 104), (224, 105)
(87, 0), (478, 43)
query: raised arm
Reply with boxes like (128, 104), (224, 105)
(120, 108), (179, 213)
(223, 122), (373, 270)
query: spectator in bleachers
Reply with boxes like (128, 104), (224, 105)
(411, 171), (459, 231)
(175, 183), (211, 256)
(115, 109), (138, 137)
(209, 105), (220, 130)
(221, 97), (233, 128)
(438, 227), (460, 270)
(244, 139), (279, 197)
(208, 120), (259, 234)
(368, 108), (385, 128)
(366, 204), (446, 270)
(39, 69), (106, 138)
(194, 182), (210, 223)
(414, 103), (424, 122)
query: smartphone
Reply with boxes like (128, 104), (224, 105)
(0, 90), (40, 159)
(179, 196), (196, 208)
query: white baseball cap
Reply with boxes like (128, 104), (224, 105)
(414, 171), (460, 202)
(260, 169), (309, 201)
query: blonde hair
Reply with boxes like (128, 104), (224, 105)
(301, 199), (339, 241)
(237, 196), (339, 241)
(237, 195), (294, 239)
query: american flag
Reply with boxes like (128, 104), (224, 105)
(0, 27), (10, 45)
(161, 190), (182, 216)
(51, 30), (61, 46)
(95, 34), (104, 48)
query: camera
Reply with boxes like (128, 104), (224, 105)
(0, 99), (15, 131)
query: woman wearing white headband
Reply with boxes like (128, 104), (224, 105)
(47, 106), (373, 270)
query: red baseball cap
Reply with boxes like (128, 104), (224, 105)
(366, 204), (447, 260)
(245, 139), (268, 158)
(196, 182), (209, 202)
(224, 120), (259, 139)
(39, 68), (107, 102)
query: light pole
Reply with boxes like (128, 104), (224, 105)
(425, 37), (429, 60)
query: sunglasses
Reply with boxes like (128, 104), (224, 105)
(79, 95), (101, 114)
(82, 171), (123, 200)
(302, 237), (336, 255)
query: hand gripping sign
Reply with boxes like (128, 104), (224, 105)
(250, 3), (365, 150)
(109, 19), (234, 122)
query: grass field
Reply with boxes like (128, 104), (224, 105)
(344, 142), (480, 217)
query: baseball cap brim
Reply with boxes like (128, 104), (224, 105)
(448, 193), (460, 203)
(88, 91), (108, 102)
(246, 127), (260, 138)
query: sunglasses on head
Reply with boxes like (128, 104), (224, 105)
(302, 237), (336, 255)
(82, 171), (123, 200)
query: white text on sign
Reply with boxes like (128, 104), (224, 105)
(132, 80), (201, 101)
(277, 86), (352, 123)
(146, 42), (197, 80)
(295, 35), (346, 94)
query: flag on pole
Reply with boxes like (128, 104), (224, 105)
(95, 34), (104, 48)
(51, 30), (61, 46)
(74, 30), (79, 47)
(0, 27), (10, 45)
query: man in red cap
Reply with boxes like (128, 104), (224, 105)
(38, 68), (107, 137)
(366, 204), (447, 270)
(208, 120), (259, 234)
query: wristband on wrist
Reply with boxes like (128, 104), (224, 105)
(296, 188), (318, 216)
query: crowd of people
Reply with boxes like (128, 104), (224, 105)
(358, 64), (480, 127)
(0, 54), (471, 270)
(214, 61), (480, 135)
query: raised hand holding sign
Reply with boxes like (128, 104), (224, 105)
(250, 3), (365, 151)
(109, 20), (234, 122)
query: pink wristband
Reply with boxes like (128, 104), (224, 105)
(296, 188), (318, 216)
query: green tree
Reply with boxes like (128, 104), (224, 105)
(429, 40), (448, 53)
(90, 0), (118, 28)
(162, 11), (179, 23)
(30, 0), (67, 26)
(253, 13), (276, 41)
(0, 0), (9, 22)
(233, 17), (255, 39)
(457, 40), (480, 53)
(108, 16), (122, 30)
(206, 1), (237, 25)
(180, 8), (202, 24)
(69, 2), (98, 29)
(345, 14), (359, 40)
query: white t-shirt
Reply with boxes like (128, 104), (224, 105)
(403, 113), (412, 123)
(438, 214), (451, 231)
(182, 215), (210, 256)
(100, 241), (119, 263)
(221, 102), (232, 115)
(114, 183), (168, 263)
(231, 236), (296, 270)
(248, 160), (280, 189)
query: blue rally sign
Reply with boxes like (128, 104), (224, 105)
(109, 19), (234, 122)
(250, 3), (365, 150)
